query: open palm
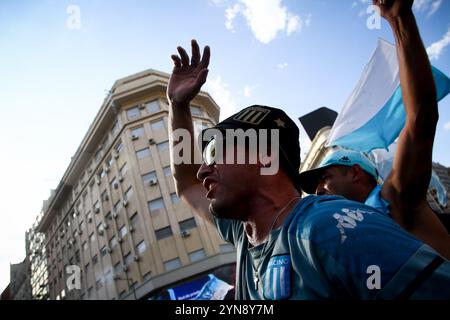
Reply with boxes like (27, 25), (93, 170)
(167, 40), (210, 104)
(373, 0), (413, 21)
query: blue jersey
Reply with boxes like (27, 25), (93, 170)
(214, 195), (450, 299)
(365, 184), (390, 216)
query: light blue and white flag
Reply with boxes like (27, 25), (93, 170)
(194, 275), (234, 300)
(327, 39), (450, 153)
(429, 170), (448, 207)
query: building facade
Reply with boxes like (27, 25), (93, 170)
(36, 69), (235, 300)
(9, 259), (32, 300)
(26, 217), (50, 300)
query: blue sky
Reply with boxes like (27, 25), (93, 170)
(0, 0), (449, 291)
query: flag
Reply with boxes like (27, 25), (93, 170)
(327, 39), (450, 153)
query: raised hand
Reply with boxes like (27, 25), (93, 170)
(167, 39), (210, 105)
(373, 0), (413, 22)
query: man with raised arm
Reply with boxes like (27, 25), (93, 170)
(167, 1), (450, 300)
(299, 0), (450, 259)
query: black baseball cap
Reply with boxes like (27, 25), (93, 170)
(201, 105), (302, 192)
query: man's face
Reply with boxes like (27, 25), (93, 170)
(315, 165), (355, 199)
(197, 140), (260, 220)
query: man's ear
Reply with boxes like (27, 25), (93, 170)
(350, 164), (364, 182)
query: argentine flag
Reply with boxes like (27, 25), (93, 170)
(327, 39), (450, 153)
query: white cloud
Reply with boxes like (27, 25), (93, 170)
(277, 62), (288, 69)
(444, 122), (450, 131)
(413, 0), (443, 17)
(304, 13), (312, 27)
(286, 13), (301, 35)
(225, 3), (242, 32)
(217, 0), (311, 44)
(243, 84), (258, 97)
(427, 26), (450, 60)
(205, 76), (239, 120)
(428, 0), (443, 18)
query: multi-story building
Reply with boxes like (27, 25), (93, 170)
(26, 215), (50, 300)
(36, 69), (236, 300)
(9, 258), (32, 300)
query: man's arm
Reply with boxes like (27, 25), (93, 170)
(376, 0), (450, 257)
(167, 40), (214, 224)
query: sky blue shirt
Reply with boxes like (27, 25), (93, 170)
(214, 195), (450, 300)
(365, 184), (391, 216)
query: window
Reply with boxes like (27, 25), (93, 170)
(82, 242), (88, 251)
(79, 221), (85, 231)
(110, 236), (118, 248)
(100, 246), (107, 257)
(142, 171), (157, 185)
(146, 100), (160, 113)
(130, 212), (139, 228)
(99, 169), (106, 179)
(150, 119), (165, 130)
(163, 166), (172, 177)
(95, 149), (103, 162)
(120, 163), (128, 176)
(94, 201), (100, 212)
(220, 243), (235, 252)
(148, 198), (165, 212)
(119, 225), (128, 238)
(113, 200), (123, 213)
(170, 193), (180, 204)
(106, 156), (113, 168)
(105, 211), (112, 221)
(127, 106), (140, 120)
(97, 221), (105, 233)
(164, 258), (181, 272)
(110, 177), (118, 190)
(89, 233), (96, 243)
(113, 262), (121, 276)
(115, 141), (124, 154)
(155, 226), (173, 240)
(101, 190), (109, 202)
(136, 241), (146, 254)
(92, 254), (98, 265)
(112, 119), (120, 135)
(157, 141), (169, 152)
(131, 126), (145, 138)
(189, 249), (206, 263)
(85, 262), (90, 273)
(190, 105), (202, 116)
(124, 187), (134, 200)
(136, 148), (151, 160)
(124, 252), (133, 265)
(96, 278), (103, 290)
(179, 218), (197, 231)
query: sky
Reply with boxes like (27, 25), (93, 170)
(0, 0), (449, 291)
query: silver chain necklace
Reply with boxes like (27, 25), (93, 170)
(250, 196), (301, 291)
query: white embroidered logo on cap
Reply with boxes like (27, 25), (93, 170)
(233, 107), (271, 125)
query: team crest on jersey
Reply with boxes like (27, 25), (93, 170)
(233, 106), (271, 125)
(263, 255), (291, 300)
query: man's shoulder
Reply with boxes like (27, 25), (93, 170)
(287, 194), (414, 246)
(289, 195), (382, 234)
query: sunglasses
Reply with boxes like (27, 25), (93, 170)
(202, 136), (220, 166)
